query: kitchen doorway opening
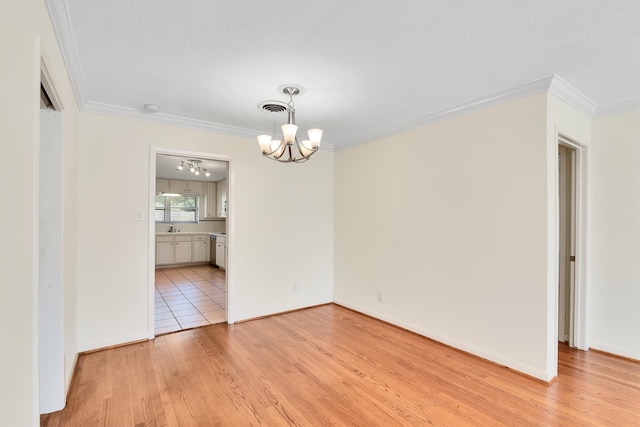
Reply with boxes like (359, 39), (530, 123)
(148, 148), (231, 338)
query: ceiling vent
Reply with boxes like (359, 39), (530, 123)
(257, 100), (288, 113)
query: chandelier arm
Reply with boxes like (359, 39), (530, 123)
(261, 145), (281, 157)
(294, 138), (318, 158)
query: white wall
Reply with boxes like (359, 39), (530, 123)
(589, 111), (640, 360)
(0, 0), (79, 424)
(334, 93), (553, 380)
(76, 113), (334, 351)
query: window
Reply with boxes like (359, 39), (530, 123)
(155, 195), (199, 223)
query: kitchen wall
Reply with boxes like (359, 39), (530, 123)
(589, 110), (640, 360)
(0, 0), (80, 424)
(334, 93), (554, 380)
(155, 221), (226, 234)
(76, 113), (334, 351)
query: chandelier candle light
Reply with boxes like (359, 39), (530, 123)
(257, 85), (323, 163)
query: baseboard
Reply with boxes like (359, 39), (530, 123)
(155, 262), (212, 269)
(234, 302), (333, 324)
(78, 333), (149, 353)
(590, 344), (640, 363)
(64, 352), (78, 401)
(333, 299), (553, 383)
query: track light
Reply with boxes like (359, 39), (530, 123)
(175, 159), (213, 179)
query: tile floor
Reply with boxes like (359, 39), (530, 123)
(155, 265), (226, 335)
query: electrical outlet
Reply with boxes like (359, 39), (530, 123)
(377, 291), (383, 302)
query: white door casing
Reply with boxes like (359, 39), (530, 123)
(38, 109), (65, 413)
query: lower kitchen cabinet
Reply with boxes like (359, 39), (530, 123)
(215, 239), (226, 270)
(193, 238), (208, 262)
(156, 241), (174, 265)
(174, 240), (193, 263)
(155, 233), (209, 266)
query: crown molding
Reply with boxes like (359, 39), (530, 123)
(337, 76), (556, 150)
(45, 0), (88, 108)
(82, 101), (336, 151)
(547, 74), (597, 116)
(594, 97), (640, 116)
(337, 74), (603, 150)
(83, 101), (262, 138)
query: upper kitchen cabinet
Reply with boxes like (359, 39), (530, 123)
(204, 182), (218, 219)
(217, 180), (227, 217)
(156, 178), (170, 193)
(168, 179), (204, 195)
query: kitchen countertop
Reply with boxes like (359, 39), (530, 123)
(156, 232), (226, 236)
(156, 232), (210, 235)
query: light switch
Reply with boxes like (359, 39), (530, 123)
(134, 208), (144, 222)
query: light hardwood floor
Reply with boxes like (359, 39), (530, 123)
(42, 304), (640, 426)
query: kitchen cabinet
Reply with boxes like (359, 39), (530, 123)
(204, 182), (218, 218)
(155, 234), (210, 266)
(168, 179), (204, 195)
(217, 180), (227, 217)
(192, 235), (208, 262)
(156, 241), (174, 265)
(156, 178), (170, 193)
(215, 236), (226, 270)
(174, 235), (193, 263)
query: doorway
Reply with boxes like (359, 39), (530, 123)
(557, 134), (587, 351)
(148, 148), (230, 338)
(39, 63), (65, 413)
(558, 144), (575, 345)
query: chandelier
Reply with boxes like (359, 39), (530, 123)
(257, 85), (323, 163)
(176, 159), (210, 177)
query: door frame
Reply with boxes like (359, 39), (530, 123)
(147, 147), (232, 339)
(556, 132), (588, 351)
(38, 52), (67, 413)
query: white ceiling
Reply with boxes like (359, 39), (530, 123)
(47, 0), (640, 149)
(156, 154), (227, 182)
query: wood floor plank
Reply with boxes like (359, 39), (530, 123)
(41, 304), (640, 426)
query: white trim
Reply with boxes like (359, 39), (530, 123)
(334, 300), (552, 381)
(556, 133), (589, 352)
(44, 0), (88, 108)
(85, 101), (335, 152)
(147, 153), (156, 340)
(148, 147), (233, 336)
(594, 97), (640, 116)
(87, 102), (258, 138)
(64, 352), (78, 396)
(40, 54), (64, 111)
(32, 35), (42, 423)
(590, 342), (640, 361)
(548, 75), (598, 117)
(77, 333), (149, 353)
(337, 75), (557, 149)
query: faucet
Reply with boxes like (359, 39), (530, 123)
(168, 224), (174, 233)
